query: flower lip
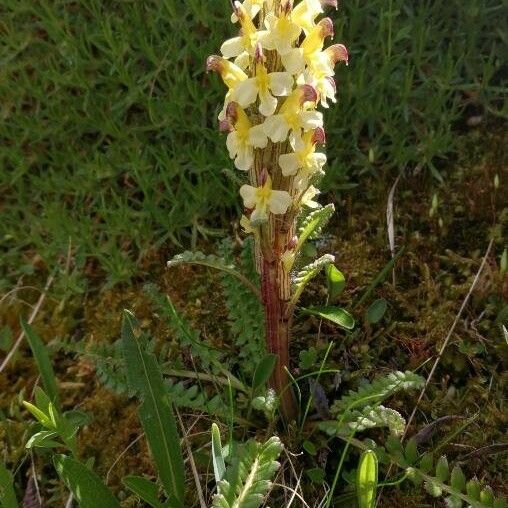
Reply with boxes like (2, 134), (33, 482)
(312, 127), (326, 145)
(280, 0), (294, 15)
(327, 43), (349, 65)
(300, 84), (319, 104)
(206, 55), (223, 73)
(318, 17), (335, 39)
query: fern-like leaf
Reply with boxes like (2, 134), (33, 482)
(212, 436), (283, 508)
(290, 254), (335, 306)
(167, 250), (260, 299)
(321, 405), (406, 437)
(218, 238), (265, 374)
(296, 204), (335, 252)
(331, 371), (424, 414)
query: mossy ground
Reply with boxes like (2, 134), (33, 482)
(1, 127), (506, 506)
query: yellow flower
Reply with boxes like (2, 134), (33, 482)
(281, 18), (334, 74)
(240, 174), (292, 225)
(224, 103), (268, 171)
(311, 43), (349, 77)
(292, 0), (337, 34)
(297, 70), (336, 108)
(221, 1), (268, 60)
(262, 5), (302, 56)
(231, 0), (272, 22)
(232, 46), (294, 116)
(263, 85), (323, 146)
(278, 128), (327, 176)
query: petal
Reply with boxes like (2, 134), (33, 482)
(221, 37), (245, 59)
(300, 110), (323, 130)
(240, 184), (257, 208)
(234, 52), (251, 70)
(263, 115), (289, 142)
(232, 78), (259, 108)
(309, 152), (327, 172)
(281, 49), (305, 74)
(258, 91), (278, 117)
(235, 146), (253, 171)
(269, 72), (294, 96)
(226, 132), (238, 159)
(250, 204), (269, 225)
(279, 153), (300, 176)
(248, 124), (268, 148)
(269, 190), (292, 215)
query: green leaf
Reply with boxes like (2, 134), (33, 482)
(326, 265), (346, 299)
(435, 456), (449, 482)
(211, 424), (226, 486)
(0, 462), (18, 508)
(26, 430), (62, 449)
(53, 455), (119, 508)
(22, 401), (53, 428)
(306, 467), (325, 484)
(296, 204), (335, 252)
(122, 476), (162, 508)
(365, 299), (388, 325)
(404, 438), (418, 465)
(21, 319), (59, 408)
(121, 311), (185, 508)
(302, 306), (355, 331)
(291, 255), (335, 306)
(466, 479), (481, 500)
(299, 347), (317, 370)
(252, 354), (277, 391)
(450, 465), (466, 492)
(356, 450), (378, 508)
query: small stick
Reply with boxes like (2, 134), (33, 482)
(0, 268), (57, 374)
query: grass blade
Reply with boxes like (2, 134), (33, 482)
(122, 475), (163, 508)
(21, 319), (59, 408)
(211, 424), (226, 486)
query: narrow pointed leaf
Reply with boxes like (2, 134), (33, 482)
(0, 462), (18, 508)
(122, 476), (163, 508)
(21, 319), (59, 408)
(302, 306), (355, 330)
(53, 455), (119, 508)
(252, 354), (277, 391)
(211, 424), (226, 486)
(365, 299), (387, 325)
(121, 311), (184, 508)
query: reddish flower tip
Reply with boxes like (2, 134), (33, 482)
(300, 84), (318, 104)
(206, 55), (223, 73)
(312, 127), (326, 145)
(287, 235), (298, 250)
(321, 0), (338, 9)
(219, 119), (233, 132)
(318, 18), (335, 39)
(255, 43), (265, 64)
(328, 44), (349, 65)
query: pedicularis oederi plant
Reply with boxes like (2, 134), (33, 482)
(207, 0), (348, 419)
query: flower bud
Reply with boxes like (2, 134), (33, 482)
(225, 101), (239, 123)
(259, 168), (269, 186)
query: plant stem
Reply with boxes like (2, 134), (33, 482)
(261, 257), (296, 421)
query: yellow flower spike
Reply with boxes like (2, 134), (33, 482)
(281, 17), (335, 74)
(263, 85), (323, 146)
(278, 127), (327, 177)
(240, 173), (292, 226)
(232, 45), (294, 116)
(263, 1), (302, 56)
(221, 1), (268, 60)
(224, 102), (268, 171)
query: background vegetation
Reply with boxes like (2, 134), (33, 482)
(1, 0), (505, 288)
